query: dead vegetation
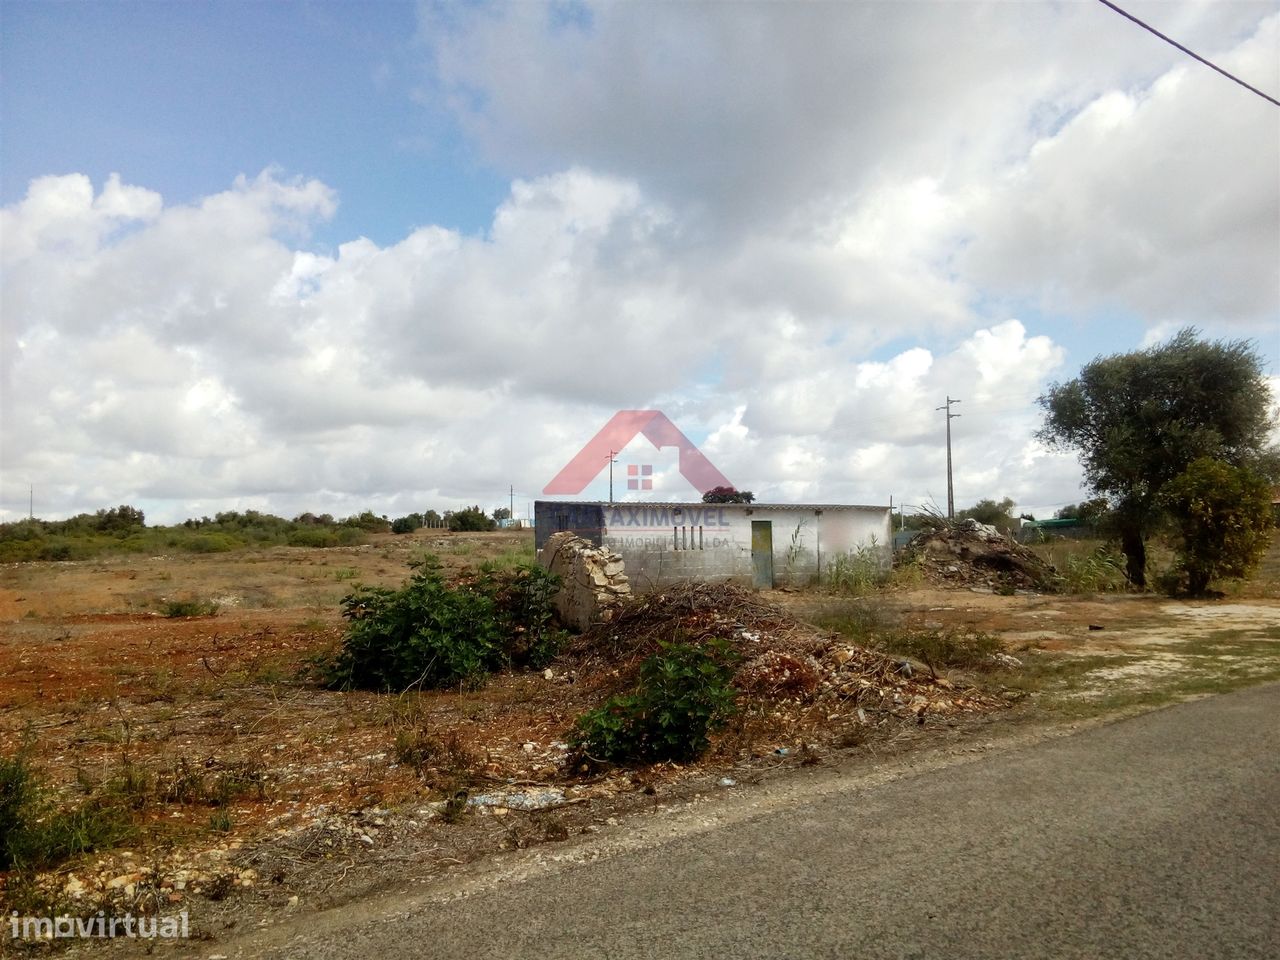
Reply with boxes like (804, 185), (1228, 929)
(570, 580), (1009, 735)
(902, 518), (1059, 593)
(3, 529), (1277, 948)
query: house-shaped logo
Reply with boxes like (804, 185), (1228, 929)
(543, 410), (733, 496)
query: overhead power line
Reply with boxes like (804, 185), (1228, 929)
(1095, 0), (1279, 107)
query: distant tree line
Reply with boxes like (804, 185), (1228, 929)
(0, 506), (392, 562)
(389, 505), (518, 534)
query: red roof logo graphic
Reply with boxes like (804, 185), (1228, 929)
(543, 410), (733, 496)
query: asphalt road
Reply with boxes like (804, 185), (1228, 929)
(216, 684), (1280, 960)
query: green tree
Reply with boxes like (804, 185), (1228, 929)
(1055, 498), (1111, 526)
(1038, 330), (1276, 587)
(492, 506), (512, 522)
(1161, 459), (1272, 595)
(702, 486), (754, 504)
(446, 506), (495, 532)
(957, 497), (1017, 533)
(391, 513), (424, 534)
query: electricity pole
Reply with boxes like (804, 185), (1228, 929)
(605, 450), (618, 503)
(509, 485), (514, 522)
(936, 396), (961, 518)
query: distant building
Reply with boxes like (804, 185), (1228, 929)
(534, 500), (892, 590)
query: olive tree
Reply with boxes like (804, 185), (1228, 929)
(1038, 329), (1276, 587)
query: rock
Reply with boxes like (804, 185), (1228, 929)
(539, 532), (632, 631)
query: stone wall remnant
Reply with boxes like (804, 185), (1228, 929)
(539, 531), (632, 631)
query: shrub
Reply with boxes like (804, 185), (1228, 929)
(473, 561), (563, 669)
(571, 641), (739, 764)
(161, 598), (220, 618)
(342, 510), (393, 533)
(1161, 458), (1273, 595)
(323, 557), (562, 692)
(0, 750), (40, 870)
(446, 506), (495, 532)
(391, 513), (425, 534)
(1, 749), (132, 871)
(184, 533), (239, 553)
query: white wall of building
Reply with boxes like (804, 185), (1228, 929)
(596, 502), (891, 590)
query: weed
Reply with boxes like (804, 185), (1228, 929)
(1, 748), (40, 870)
(105, 761), (153, 809)
(1057, 546), (1128, 593)
(333, 567), (359, 582)
(157, 758), (205, 805)
(872, 627), (1004, 673)
(572, 640), (739, 765)
(207, 761), (267, 806)
(1, 748), (133, 872)
(825, 541), (888, 594)
(161, 597), (220, 618)
(208, 809), (234, 833)
(784, 521), (807, 586)
(808, 600), (889, 644)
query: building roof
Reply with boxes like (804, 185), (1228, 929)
(537, 500), (890, 511)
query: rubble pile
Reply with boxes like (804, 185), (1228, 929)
(904, 519), (1058, 592)
(539, 532), (632, 631)
(575, 581), (1005, 719)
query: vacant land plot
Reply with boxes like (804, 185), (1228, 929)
(2, 531), (1278, 949)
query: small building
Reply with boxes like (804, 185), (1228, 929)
(534, 500), (892, 591)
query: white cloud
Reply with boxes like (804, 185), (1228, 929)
(4, 1), (1277, 524)
(1, 167), (1082, 524)
(961, 13), (1280, 330)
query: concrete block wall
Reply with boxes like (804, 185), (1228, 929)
(535, 501), (892, 593)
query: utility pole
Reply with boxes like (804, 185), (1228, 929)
(509, 485), (514, 522)
(29, 484), (34, 520)
(936, 396), (961, 518)
(605, 450), (618, 504)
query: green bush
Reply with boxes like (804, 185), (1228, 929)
(1161, 458), (1273, 595)
(572, 641), (739, 764)
(161, 598), (220, 618)
(391, 513), (425, 534)
(286, 527), (342, 548)
(184, 533), (239, 553)
(1, 750), (132, 871)
(342, 510), (393, 533)
(1, 750), (40, 869)
(446, 506), (495, 532)
(323, 557), (563, 692)
(474, 561), (563, 669)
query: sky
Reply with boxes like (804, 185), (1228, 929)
(2, 0), (1278, 525)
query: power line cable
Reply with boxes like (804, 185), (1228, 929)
(1095, 0), (1279, 107)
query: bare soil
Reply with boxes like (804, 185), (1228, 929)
(3, 531), (1278, 953)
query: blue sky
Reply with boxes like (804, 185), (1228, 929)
(2, 0), (506, 244)
(2, 0), (1277, 524)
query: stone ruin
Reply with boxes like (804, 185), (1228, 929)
(538, 532), (632, 631)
